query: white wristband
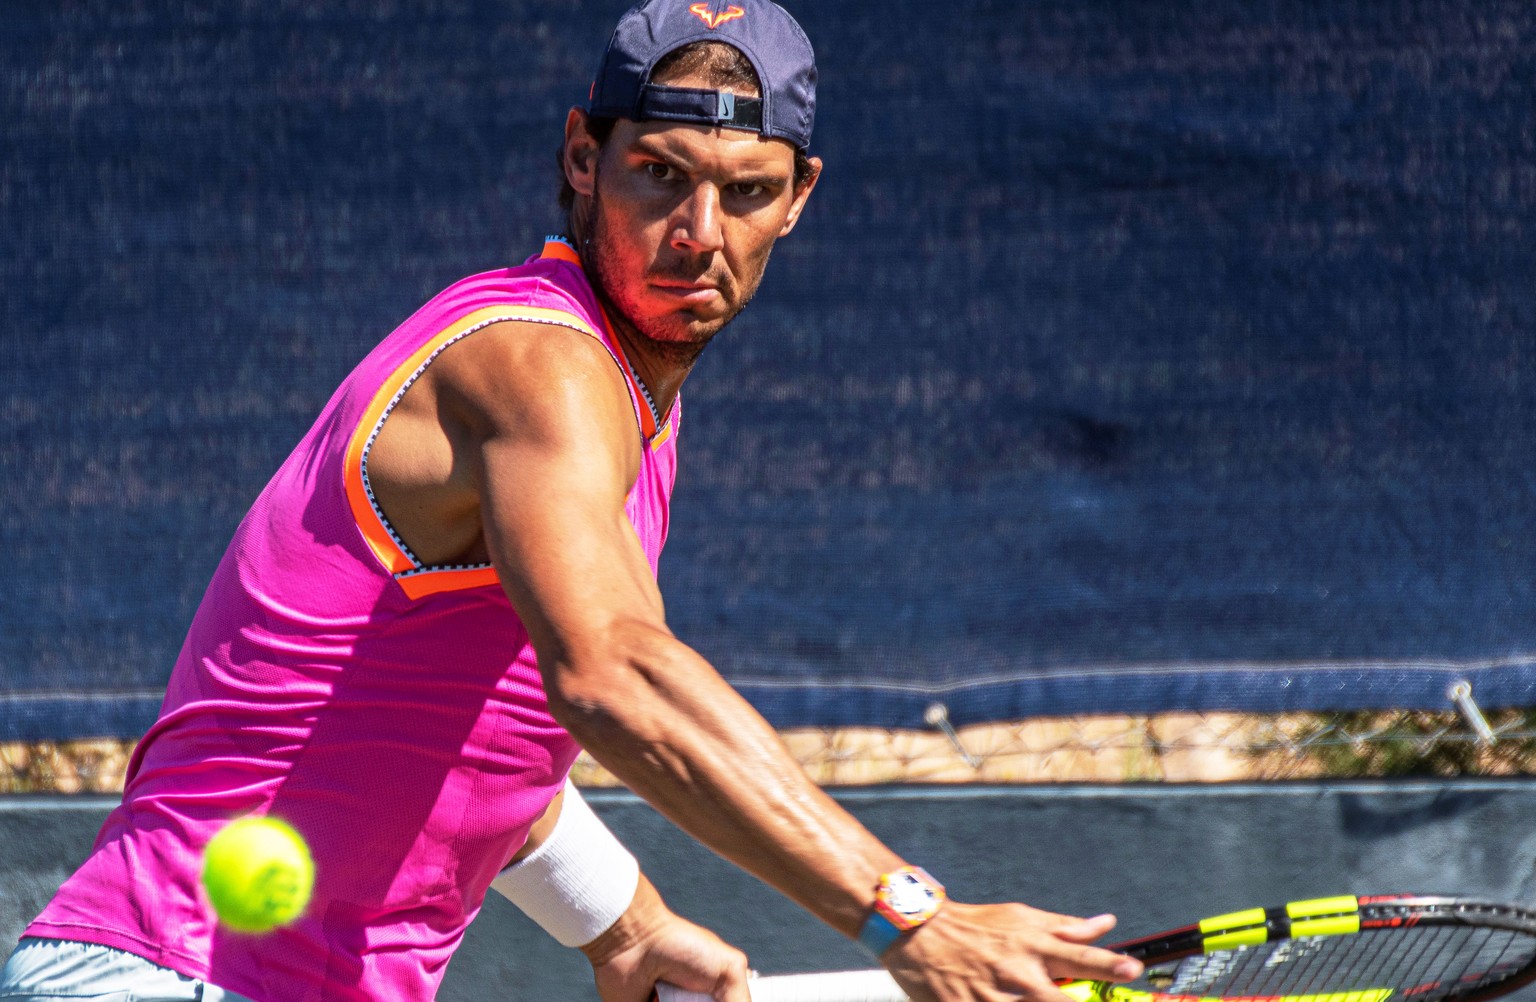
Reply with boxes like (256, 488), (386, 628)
(490, 780), (640, 948)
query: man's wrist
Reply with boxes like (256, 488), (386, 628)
(491, 780), (640, 948)
(577, 873), (668, 966)
(857, 866), (947, 958)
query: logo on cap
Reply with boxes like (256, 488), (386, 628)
(688, 3), (745, 29)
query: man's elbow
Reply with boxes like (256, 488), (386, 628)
(539, 619), (683, 742)
(542, 644), (659, 743)
(544, 663), (626, 738)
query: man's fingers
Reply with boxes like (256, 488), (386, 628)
(1042, 941), (1143, 985)
(1002, 957), (1139, 1002)
(883, 900), (1141, 1002)
(998, 964), (1104, 1002)
(648, 963), (751, 1002)
(1048, 912), (1119, 943)
(716, 970), (752, 1002)
(1033, 911), (1140, 983)
(710, 953), (753, 1002)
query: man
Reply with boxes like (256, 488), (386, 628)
(2, 2), (1144, 1000)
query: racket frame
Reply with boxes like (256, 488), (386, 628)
(1096, 895), (1536, 1002)
(656, 895), (1536, 1002)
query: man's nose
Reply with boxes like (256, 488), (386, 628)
(670, 183), (725, 255)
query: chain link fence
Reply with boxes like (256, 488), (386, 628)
(571, 708), (1536, 786)
(9, 709), (1533, 794)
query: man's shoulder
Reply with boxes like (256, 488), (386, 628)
(340, 245), (628, 447)
(425, 308), (627, 425)
(426, 253), (602, 334)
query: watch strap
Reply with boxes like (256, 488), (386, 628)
(858, 866), (945, 958)
(858, 907), (907, 957)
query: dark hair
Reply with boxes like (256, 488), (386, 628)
(556, 41), (814, 215)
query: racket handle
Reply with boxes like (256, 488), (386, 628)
(655, 970), (908, 1001)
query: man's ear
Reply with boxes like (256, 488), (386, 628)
(563, 108), (601, 198)
(779, 155), (823, 238)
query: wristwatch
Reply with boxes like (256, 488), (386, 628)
(857, 866), (947, 957)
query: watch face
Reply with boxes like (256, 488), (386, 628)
(887, 871), (937, 916)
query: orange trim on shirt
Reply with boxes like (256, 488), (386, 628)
(541, 238), (582, 265)
(343, 304), (601, 597)
(616, 353), (660, 441)
(396, 566), (503, 601)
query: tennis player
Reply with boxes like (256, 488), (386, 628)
(2, 2), (1142, 1001)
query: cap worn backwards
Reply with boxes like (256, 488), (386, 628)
(588, 0), (817, 151)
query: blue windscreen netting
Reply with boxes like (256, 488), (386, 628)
(4, 0), (1535, 740)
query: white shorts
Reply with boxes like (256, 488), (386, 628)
(0, 938), (255, 1001)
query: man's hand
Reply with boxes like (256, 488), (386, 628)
(882, 902), (1144, 1002)
(582, 875), (752, 1002)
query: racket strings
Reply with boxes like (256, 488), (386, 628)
(1299, 926), (1504, 1000)
(1249, 931), (1377, 998)
(1407, 926), (1532, 999)
(1420, 927), (1489, 998)
(1347, 925), (1479, 996)
(1185, 932), (1389, 997)
(1148, 925), (1536, 1002)
(1219, 929), (1334, 998)
(1341, 920), (1417, 995)
(1365, 924), (1450, 997)
(1455, 928), (1536, 993)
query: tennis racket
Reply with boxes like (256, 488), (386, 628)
(654, 894), (1536, 1002)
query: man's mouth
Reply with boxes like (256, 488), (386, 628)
(651, 279), (726, 305)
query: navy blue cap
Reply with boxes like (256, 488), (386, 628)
(588, 0), (817, 150)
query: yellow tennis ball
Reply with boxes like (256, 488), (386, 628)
(200, 816), (314, 933)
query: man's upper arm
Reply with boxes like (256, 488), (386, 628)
(433, 320), (665, 670)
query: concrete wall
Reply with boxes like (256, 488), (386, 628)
(4, 781), (1535, 999)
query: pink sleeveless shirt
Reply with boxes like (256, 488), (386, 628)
(27, 239), (679, 1001)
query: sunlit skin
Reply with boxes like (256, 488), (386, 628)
(362, 74), (1143, 1002)
(561, 77), (821, 421)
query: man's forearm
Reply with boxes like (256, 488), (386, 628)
(547, 621), (904, 939)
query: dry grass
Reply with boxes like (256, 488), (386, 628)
(0, 739), (138, 794)
(568, 713), (1310, 787)
(572, 709), (1536, 785)
(9, 710), (1528, 793)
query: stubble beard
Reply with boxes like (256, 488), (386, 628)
(582, 177), (770, 371)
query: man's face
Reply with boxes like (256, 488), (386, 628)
(565, 85), (819, 355)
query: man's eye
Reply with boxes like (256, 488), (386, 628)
(731, 182), (766, 198)
(645, 163), (674, 181)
